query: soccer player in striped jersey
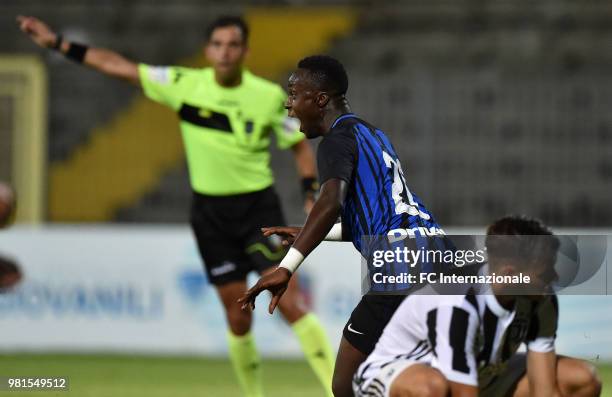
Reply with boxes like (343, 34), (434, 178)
(353, 216), (602, 397)
(239, 55), (451, 397)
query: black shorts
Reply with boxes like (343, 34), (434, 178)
(343, 294), (406, 355)
(190, 186), (287, 285)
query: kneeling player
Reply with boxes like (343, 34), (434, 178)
(353, 216), (602, 397)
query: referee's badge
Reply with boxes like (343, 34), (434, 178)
(148, 66), (171, 85)
(198, 108), (212, 118)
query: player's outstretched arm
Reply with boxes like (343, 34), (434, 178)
(239, 179), (348, 313)
(17, 15), (140, 85)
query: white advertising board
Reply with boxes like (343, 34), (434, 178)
(0, 226), (610, 361)
(0, 226), (360, 357)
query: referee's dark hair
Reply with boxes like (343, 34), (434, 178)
(298, 55), (349, 97)
(485, 215), (560, 266)
(205, 16), (249, 44)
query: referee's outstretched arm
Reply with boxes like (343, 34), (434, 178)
(17, 15), (140, 86)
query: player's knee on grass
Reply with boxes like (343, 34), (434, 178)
(557, 357), (602, 397)
(389, 365), (447, 397)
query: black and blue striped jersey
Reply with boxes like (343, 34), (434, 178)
(317, 114), (444, 250)
(317, 114), (448, 289)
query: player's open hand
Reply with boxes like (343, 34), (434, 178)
(261, 226), (301, 246)
(17, 15), (57, 48)
(238, 267), (292, 314)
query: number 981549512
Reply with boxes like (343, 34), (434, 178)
(2, 376), (69, 391)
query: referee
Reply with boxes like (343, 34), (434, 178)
(19, 15), (334, 397)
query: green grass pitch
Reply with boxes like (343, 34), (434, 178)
(0, 354), (610, 396)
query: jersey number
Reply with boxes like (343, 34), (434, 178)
(383, 151), (431, 220)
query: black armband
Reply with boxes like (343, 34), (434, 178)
(301, 177), (319, 197)
(65, 42), (88, 63)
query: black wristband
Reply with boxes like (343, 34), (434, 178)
(51, 34), (63, 51)
(65, 42), (88, 63)
(301, 177), (319, 196)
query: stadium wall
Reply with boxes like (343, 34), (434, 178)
(3, 1), (612, 227)
(0, 225), (610, 362)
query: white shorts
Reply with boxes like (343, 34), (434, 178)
(353, 354), (527, 397)
(353, 359), (416, 397)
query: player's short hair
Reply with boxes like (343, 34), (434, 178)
(205, 16), (249, 44)
(485, 215), (559, 267)
(297, 55), (349, 96)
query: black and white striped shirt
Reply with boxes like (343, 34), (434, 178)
(355, 273), (558, 389)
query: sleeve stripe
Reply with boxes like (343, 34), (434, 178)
(465, 289), (479, 312)
(449, 307), (471, 374)
(477, 306), (499, 363)
(427, 309), (438, 357)
(178, 104), (232, 132)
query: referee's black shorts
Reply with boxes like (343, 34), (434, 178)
(343, 294), (406, 355)
(190, 186), (287, 285)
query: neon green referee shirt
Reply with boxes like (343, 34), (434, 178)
(138, 64), (305, 195)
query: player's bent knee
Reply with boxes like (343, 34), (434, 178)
(389, 368), (447, 397)
(559, 359), (602, 397)
(576, 365), (602, 397)
(390, 382), (444, 397)
(426, 372), (448, 397)
(557, 357), (601, 397)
